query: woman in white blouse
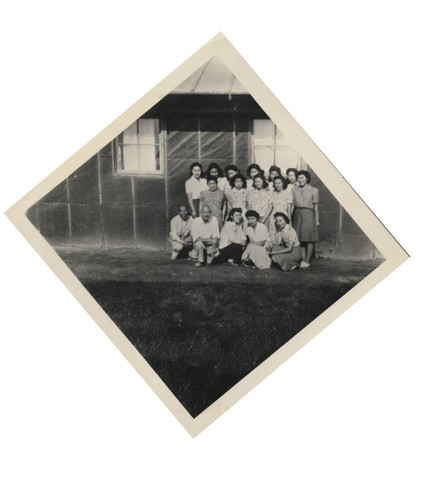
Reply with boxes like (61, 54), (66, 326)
(185, 162), (207, 218)
(216, 208), (247, 266)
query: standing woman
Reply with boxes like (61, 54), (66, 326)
(206, 163), (228, 192)
(285, 168), (298, 195)
(200, 177), (226, 230)
(267, 165), (284, 191)
(291, 170), (319, 269)
(225, 173), (248, 215)
(247, 173), (273, 226)
(246, 163), (264, 185)
(185, 162), (207, 218)
(269, 176), (292, 235)
(268, 212), (302, 271)
(224, 165), (240, 195)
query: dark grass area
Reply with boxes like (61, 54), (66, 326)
(57, 249), (384, 417)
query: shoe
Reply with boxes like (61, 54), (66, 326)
(299, 261), (310, 269)
(170, 251), (178, 260)
(195, 261), (202, 267)
(242, 259), (251, 268)
(227, 259), (239, 267)
(289, 264), (299, 271)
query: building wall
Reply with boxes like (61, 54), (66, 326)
(26, 114), (379, 260)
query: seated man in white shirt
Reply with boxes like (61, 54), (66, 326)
(169, 204), (196, 260)
(190, 204), (220, 267)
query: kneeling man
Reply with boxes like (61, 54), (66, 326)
(190, 205), (220, 267)
(169, 204), (196, 260)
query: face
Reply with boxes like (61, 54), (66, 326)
(275, 215), (286, 229)
(227, 169), (237, 179)
(208, 180), (217, 191)
(274, 178), (283, 191)
(249, 167), (259, 179)
(270, 170), (278, 180)
(254, 177), (263, 190)
(287, 171), (296, 183)
(192, 166), (202, 179)
(178, 206), (189, 220)
(247, 216), (258, 228)
(232, 211), (243, 224)
(210, 168), (219, 179)
(201, 206), (211, 222)
(297, 174), (308, 187)
(234, 178), (243, 190)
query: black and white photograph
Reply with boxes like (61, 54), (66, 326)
(3, 4), (439, 499)
(7, 35), (408, 435)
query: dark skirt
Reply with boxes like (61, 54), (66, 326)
(271, 244), (302, 271)
(293, 207), (318, 243)
(215, 243), (244, 264)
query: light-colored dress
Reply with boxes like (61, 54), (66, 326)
(270, 224), (302, 271)
(247, 188), (272, 222)
(269, 189), (292, 234)
(200, 189), (225, 229)
(242, 222), (271, 269)
(225, 187), (248, 215)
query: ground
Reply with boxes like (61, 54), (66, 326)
(56, 248), (384, 417)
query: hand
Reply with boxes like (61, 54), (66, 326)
(316, 220), (320, 226)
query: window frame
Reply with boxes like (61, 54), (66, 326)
(113, 118), (165, 178)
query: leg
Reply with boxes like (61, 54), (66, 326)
(193, 241), (206, 264)
(170, 241), (184, 260)
(305, 242), (314, 264)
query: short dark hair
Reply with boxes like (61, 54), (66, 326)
(269, 165), (282, 177)
(189, 162), (204, 177)
(252, 173), (268, 189)
(286, 168), (298, 176)
(206, 176), (218, 184)
(177, 204), (188, 212)
(229, 173), (247, 189)
(246, 163), (262, 178)
(245, 209), (260, 220)
(227, 207), (243, 221)
(272, 176), (286, 190)
(206, 162), (224, 178)
(273, 212), (290, 224)
(296, 170), (311, 183)
(225, 165), (239, 176)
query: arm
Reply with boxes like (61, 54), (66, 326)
(262, 202), (273, 224)
(170, 218), (185, 245)
(313, 203), (320, 226)
(269, 240), (294, 255)
(187, 193), (196, 217)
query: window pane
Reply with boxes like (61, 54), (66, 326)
(253, 119), (275, 147)
(274, 147), (299, 172)
(138, 119), (156, 145)
(254, 147), (275, 169)
(123, 123), (138, 145)
(275, 126), (293, 147)
(121, 145), (139, 171)
(138, 145), (157, 172)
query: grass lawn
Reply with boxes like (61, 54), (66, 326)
(58, 248), (383, 417)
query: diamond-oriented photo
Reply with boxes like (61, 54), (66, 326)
(6, 34), (408, 436)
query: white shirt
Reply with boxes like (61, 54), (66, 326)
(246, 222), (269, 243)
(169, 215), (192, 241)
(216, 177), (228, 192)
(219, 221), (247, 249)
(191, 216), (220, 242)
(185, 176), (208, 200)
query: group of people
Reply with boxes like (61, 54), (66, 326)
(169, 162), (320, 271)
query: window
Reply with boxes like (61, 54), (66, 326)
(252, 119), (307, 173)
(115, 118), (163, 175)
